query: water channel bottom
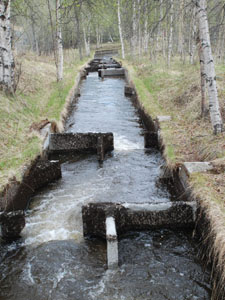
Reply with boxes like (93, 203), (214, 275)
(0, 73), (211, 299)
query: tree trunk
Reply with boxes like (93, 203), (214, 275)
(74, 6), (82, 61)
(137, 0), (141, 57)
(167, 0), (173, 67)
(83, 24), (90, 57)
(96, 26), (100, 49)
(143, 0), (149, 54)
(87, 27), (91, 56)
(56, 0), (63, 81)
(198, 37), (207, 117)
(178, 0), (184, 62)
(196, 0), (223, 133)
(0, 0), (15, 93)
(189, 6), (196, 64)
(117, 0), (125, 59)
(131, 0), (137, 57)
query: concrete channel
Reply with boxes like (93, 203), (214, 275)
(0, 51), (215, 300)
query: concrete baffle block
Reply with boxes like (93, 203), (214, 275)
(48, 133), (114, 157)
(98, 64), (121, 69)
(144, 131), (158, 148)
(82, 201), (196, 238)
(99, 68), (125, 78)
(0, 210), (25, 240)
(124, 85), (136, 97)
(106, 216), (118, 269)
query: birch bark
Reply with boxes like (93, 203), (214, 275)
(178, 0), (185, 63)
(198, 36), (207, 117)
(0, 0), (15, 93)
(117, 0), (125, 59)
(131, 0), (137, 57)
(167, 0), (173, 67)
(196, 0), (223, 133)
(83, 24), (90, 57)
(189, 6), (196, 64)
(56, 0), (63, 81)
(137, 0), (141, 57)
(143, 0), (149, 54)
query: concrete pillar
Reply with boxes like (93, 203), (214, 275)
(106, 216), (118, 269)
(97, 136), (104, 162)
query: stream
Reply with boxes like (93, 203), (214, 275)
(0, 70), (211, 299)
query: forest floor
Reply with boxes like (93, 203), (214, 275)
(0, 50), (88, 192)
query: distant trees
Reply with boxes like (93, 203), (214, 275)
(0, 0), (15, 94)
(1, 0), (223, 132)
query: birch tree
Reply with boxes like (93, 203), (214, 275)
(117, 0), (125, 59)
(143, 0), (149, 54)
(197, 34), (207, 117)
(56, 0), (63, 81)
(0, 0), (15, 93)
(167, 0), (173, 67)
(131, 0), (137, 57)
(195, 0), (223, 134)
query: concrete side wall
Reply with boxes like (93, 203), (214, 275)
(0, 158), (61, 212)
(124, 69), (156, 133)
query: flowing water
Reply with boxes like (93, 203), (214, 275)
(0, 72), (211, 299)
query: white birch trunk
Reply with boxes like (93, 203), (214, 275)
(137, 0), (141, 57)
(159, 0), (163, 54)
(56, 0), (63, 81)
(196, 0), (223, 133)
(189, 6), (196, 64)
(0, 0), (15, 93)
(167, 0), (173, 67)
(143, 0), (149, 54)
(96, 26), (100, 49)
(87, 27), (91, 56)
(117, 0), (125, 59)
(178, 0), (184, 62)
(198, 39), (207, 117)
(131, 0), (137, 57)
(83, 25), (90, 57)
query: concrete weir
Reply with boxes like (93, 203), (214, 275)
(47, 132), (114, 160)
(82, 201), (196, 239)
(98, 68), (125, 78)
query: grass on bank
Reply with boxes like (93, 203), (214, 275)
(0, 50), (89, 191)
(123, 56), (225, 205)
